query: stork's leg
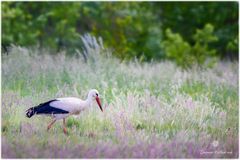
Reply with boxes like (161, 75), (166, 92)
(63, 118), (68, 135)
(47, 119), (56, 131)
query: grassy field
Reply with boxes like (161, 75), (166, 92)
(1, 40), (239, 158)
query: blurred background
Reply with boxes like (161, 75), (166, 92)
(2, 2), (238, 68)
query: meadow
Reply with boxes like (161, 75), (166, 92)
(1, 36), (239, 158)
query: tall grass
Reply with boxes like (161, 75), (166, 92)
(1, 36), (238, 158)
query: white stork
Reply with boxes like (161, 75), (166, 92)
(26, 89), (103, 134)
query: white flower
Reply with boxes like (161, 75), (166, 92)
(212, 140), (219, 147)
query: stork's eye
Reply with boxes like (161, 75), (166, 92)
(96, 93), (98, 96)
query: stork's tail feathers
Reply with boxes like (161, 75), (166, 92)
(26, 107), (35, 118)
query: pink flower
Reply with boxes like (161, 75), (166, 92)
(186, 98), (195, 108)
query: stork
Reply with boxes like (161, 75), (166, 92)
(26, 89), (103, 134)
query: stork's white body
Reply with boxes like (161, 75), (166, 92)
(50, 97), (90, 119)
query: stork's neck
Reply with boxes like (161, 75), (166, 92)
(84, 95), (93, 107)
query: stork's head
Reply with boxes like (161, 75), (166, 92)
(88, 89), (103, 112)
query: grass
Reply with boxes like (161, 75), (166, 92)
(1, 38), (239, 158)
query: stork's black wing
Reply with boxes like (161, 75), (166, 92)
(26, 99), (69, 118)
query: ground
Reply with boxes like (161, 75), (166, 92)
(1, 46), (239, 158)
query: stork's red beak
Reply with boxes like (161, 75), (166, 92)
(96, 96), (103, 112)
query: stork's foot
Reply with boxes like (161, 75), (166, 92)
(63, 118), (68, 135)
(63, 128), (68, 135)
(47, 119), (56, 131)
